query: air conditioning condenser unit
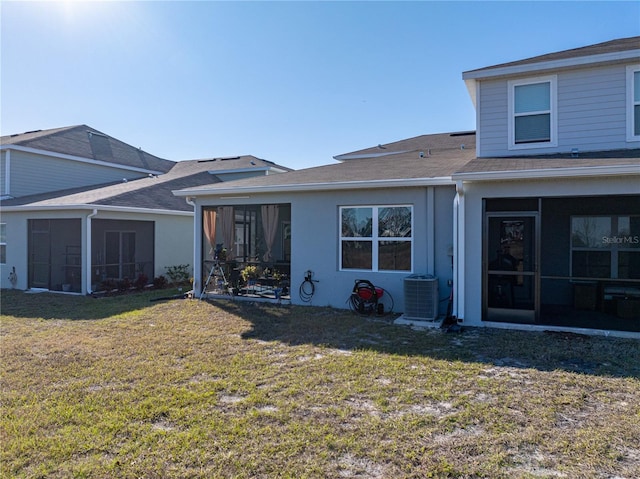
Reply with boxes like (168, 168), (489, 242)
(403, 274), (439, 321)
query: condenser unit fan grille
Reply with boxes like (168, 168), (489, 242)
(403, 275), (439, 320)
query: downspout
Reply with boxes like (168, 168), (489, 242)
(185, 197), (199, 297)
(453, 181), (465, 320)
(85, 208), (98, 294)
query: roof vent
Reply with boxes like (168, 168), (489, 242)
(460, 144), (465, 150)
(419, 151), (424, 158)
(571, 148), (579, 158)
(377, 144), (386, 149)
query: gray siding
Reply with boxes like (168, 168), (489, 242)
(0, 151), (6, 196)
(9, 150), (148, 198)
(478, 63), (637, 157)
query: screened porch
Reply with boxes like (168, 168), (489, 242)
(201, 204), (291, 299)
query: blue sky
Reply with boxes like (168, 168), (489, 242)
(2, 1), (639, 169)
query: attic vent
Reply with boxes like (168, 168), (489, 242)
(219, 156), (241, 161)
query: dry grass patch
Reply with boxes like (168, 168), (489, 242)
(1, 289), (639, 478)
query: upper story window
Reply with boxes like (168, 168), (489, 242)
(508, 75), (557, 150)
(627, 65), (640, 142)
(340, 205), (412, 272)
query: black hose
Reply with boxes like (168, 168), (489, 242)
(299, 270), (318, 302)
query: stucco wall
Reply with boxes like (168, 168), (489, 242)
(194, 185), (456, 314)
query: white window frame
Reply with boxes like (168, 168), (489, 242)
(339, 205), (413, 273)
(626, 65), (640, 142)
(508, 75), (558, 150)
(0, 223), (6, 264)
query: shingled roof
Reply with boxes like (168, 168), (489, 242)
(453, 149), (640, 179)
(1, 125), (175, 174)
(2, 155), (289, 212)
(174, 131), (477, 196)
(464, 36), (640, 75)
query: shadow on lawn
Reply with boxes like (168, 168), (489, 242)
(217, 300), (640, 379)
(0, 289), (185, 321)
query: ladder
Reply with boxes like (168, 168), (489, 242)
(200, 261), (228, 299)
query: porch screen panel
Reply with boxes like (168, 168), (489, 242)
(571, 215), (640, 280)
(29, 220), (51, 289)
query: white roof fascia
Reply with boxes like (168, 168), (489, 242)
(0, 204), (193, 216)
(462, 49), (640, 81)
(463, 49), (640, 108)
(0, 144), (169, 175)
(452, 164), (640, 182)
(333, 150), (411, 161)
(173, 176), (454, 197)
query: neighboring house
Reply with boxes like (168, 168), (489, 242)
(0, 125), (291, 294)
(174, 131), (476, 313)
(176, 36), (639, 336)
(454, 36), (640, 334)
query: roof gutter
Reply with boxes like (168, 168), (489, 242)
(172, 176), (455, 197)
(0, 204), (193, 216)
(452, 164), (640, 182)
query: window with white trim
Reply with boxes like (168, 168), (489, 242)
(340, 205), (412, 272)
(627, 65), (640, 142)
(0, 223), (5, 264)
(508, 75), (557, 149)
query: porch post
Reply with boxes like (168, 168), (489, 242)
(86, 209), (98, 294)
(189, 198), (202, 297)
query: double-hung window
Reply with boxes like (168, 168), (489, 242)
(340, 205), (412, 272)
(508, 75), (557, 149)
(627, 65), (640, 142)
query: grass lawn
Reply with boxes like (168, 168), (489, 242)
(1, 289), (639, 478)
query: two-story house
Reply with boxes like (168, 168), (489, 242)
(453, 36), (640, 334)
(176, 36), (639, 336)
(1, 125), (291, 294)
